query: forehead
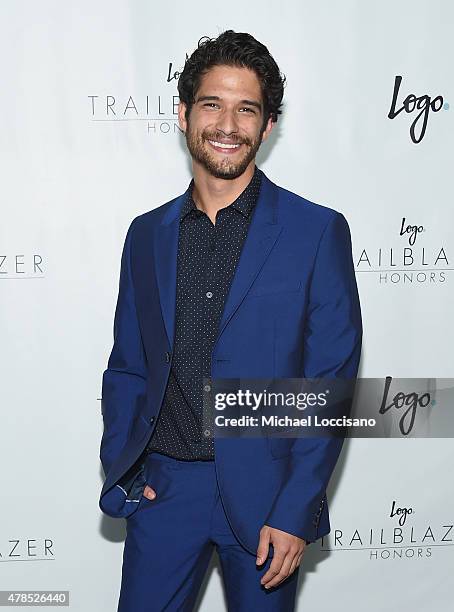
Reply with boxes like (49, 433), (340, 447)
(197, 64), (262, 99)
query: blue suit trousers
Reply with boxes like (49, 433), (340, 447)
(117, 451), (300, 611)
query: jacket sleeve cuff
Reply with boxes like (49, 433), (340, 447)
(116, 455), (147, 501)
(264, 488), (326, 545)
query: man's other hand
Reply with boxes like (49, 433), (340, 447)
(256, 525), (306, 588)
(143, 484), (156, 500)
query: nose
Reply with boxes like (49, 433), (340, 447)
(215, 109), (239, 137)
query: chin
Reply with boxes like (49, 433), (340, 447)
(208, 165), (245, 180)
(205, 157), (250, 180)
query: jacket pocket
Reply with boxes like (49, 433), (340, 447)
(248, 279), (302, 298)
(268, 436), (292, 460)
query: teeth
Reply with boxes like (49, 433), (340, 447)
(208, 140), (241, 149)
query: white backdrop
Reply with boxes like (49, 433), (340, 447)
(1, 1), (453, 610)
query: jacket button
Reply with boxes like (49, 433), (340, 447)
(150, 416), (155, 424)
(165, 351), (171, 363)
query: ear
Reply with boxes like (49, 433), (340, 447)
(178, 101), (188, 134)
(261, 115), (274, 143)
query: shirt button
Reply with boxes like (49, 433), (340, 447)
(204, 384), (211, 392)
(204, 429), (211, 437)
(206, 291), (213, 298)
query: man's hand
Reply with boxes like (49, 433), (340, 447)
(256, 525), (306, 589)
(143, 484), (156, 500)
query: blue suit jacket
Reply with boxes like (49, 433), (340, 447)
(99, 168), (362, 555)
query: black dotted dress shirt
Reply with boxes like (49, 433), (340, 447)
(145, 165), (262, 461)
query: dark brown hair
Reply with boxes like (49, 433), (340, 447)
(178, 30), (286, 129)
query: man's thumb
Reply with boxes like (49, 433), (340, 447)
(143, 485), (156, 500)
(256, 528), (270, 565)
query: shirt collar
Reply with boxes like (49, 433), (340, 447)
(180, 165), (261, 223)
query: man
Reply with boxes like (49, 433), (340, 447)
(99, 30), (362, 611)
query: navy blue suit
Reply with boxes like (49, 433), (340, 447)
(99, 168), (362, 607)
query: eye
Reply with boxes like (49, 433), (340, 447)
(240, 107), (255, 113)
(203, 103), (219, 109)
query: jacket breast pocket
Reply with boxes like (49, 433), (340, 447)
(248, 278), (302, 298)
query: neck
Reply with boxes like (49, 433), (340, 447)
(191, 160), (256, 217)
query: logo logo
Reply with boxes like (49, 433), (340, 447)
(356, 217), (449, 284)
(378, 376), (433, 436)
(320, 500), (453, 560)
(89, 38), (209, 136)
(0, 254), (44, 279)
(388, 75), (448, 143)
(0, 538), (54, 561)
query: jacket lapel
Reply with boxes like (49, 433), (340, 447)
(153, 169), (283, 352)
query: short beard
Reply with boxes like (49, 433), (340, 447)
(184, 121), (265, 180)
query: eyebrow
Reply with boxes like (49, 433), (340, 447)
(196, 95), (262, 112)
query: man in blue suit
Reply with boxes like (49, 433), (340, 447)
(99, 30), (362, 611)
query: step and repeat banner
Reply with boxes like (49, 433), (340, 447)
(1, 1), (452, 610)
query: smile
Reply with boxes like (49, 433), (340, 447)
(207, 139), (243, 153)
